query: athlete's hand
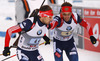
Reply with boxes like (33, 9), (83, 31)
(90, 36), (97, 44)
(43, 35), (51, 45)
(3, 47), (10, 56)
(90, 36), (99, 47)
(45, 40), (51, 45)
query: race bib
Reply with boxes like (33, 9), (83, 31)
(28, 38), (40, 45)
(61, 31), (72, 37)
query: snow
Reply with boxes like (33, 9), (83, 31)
(0, 40), (100, 61)
(0, 0), (100, 61)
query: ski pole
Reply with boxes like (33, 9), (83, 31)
(77, 34), (90, 40)
(1, 42), (46, 61)
(39, 41), (46, 46)
(40, 0), (45, 8)
(77, 34), (99, 47)
(1, 54), (16, 61)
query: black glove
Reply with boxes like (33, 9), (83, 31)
(90, 36), (97, 44)
(45, 40), (51, 45)
(43, 35), (51, 45)
(3, 47), (10, 56)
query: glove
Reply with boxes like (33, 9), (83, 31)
(3, 47), (10, 56)
(90, 36), (99, 47)
(45, 40), (51, 45)
(90, 36), (97, 44)
(43, 35), (51, 45)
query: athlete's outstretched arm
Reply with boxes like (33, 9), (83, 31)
(3, 25), (22, 56)
(79, 19), (93, 36)
(5, 25), (22, 47)
(79, 19), (97, 45)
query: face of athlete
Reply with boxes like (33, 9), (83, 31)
(43, 16), (53, 25)
(61, 12), (72, 22)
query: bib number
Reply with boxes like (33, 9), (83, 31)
(61, 31), (72, 37)
(28, 38), (40, 45)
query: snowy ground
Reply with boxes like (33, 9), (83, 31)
(0, 0), (100, 61)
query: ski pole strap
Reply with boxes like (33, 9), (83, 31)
(39, 42), (46, 46)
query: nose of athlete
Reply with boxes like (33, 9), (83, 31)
(62, 12), (72, 22)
